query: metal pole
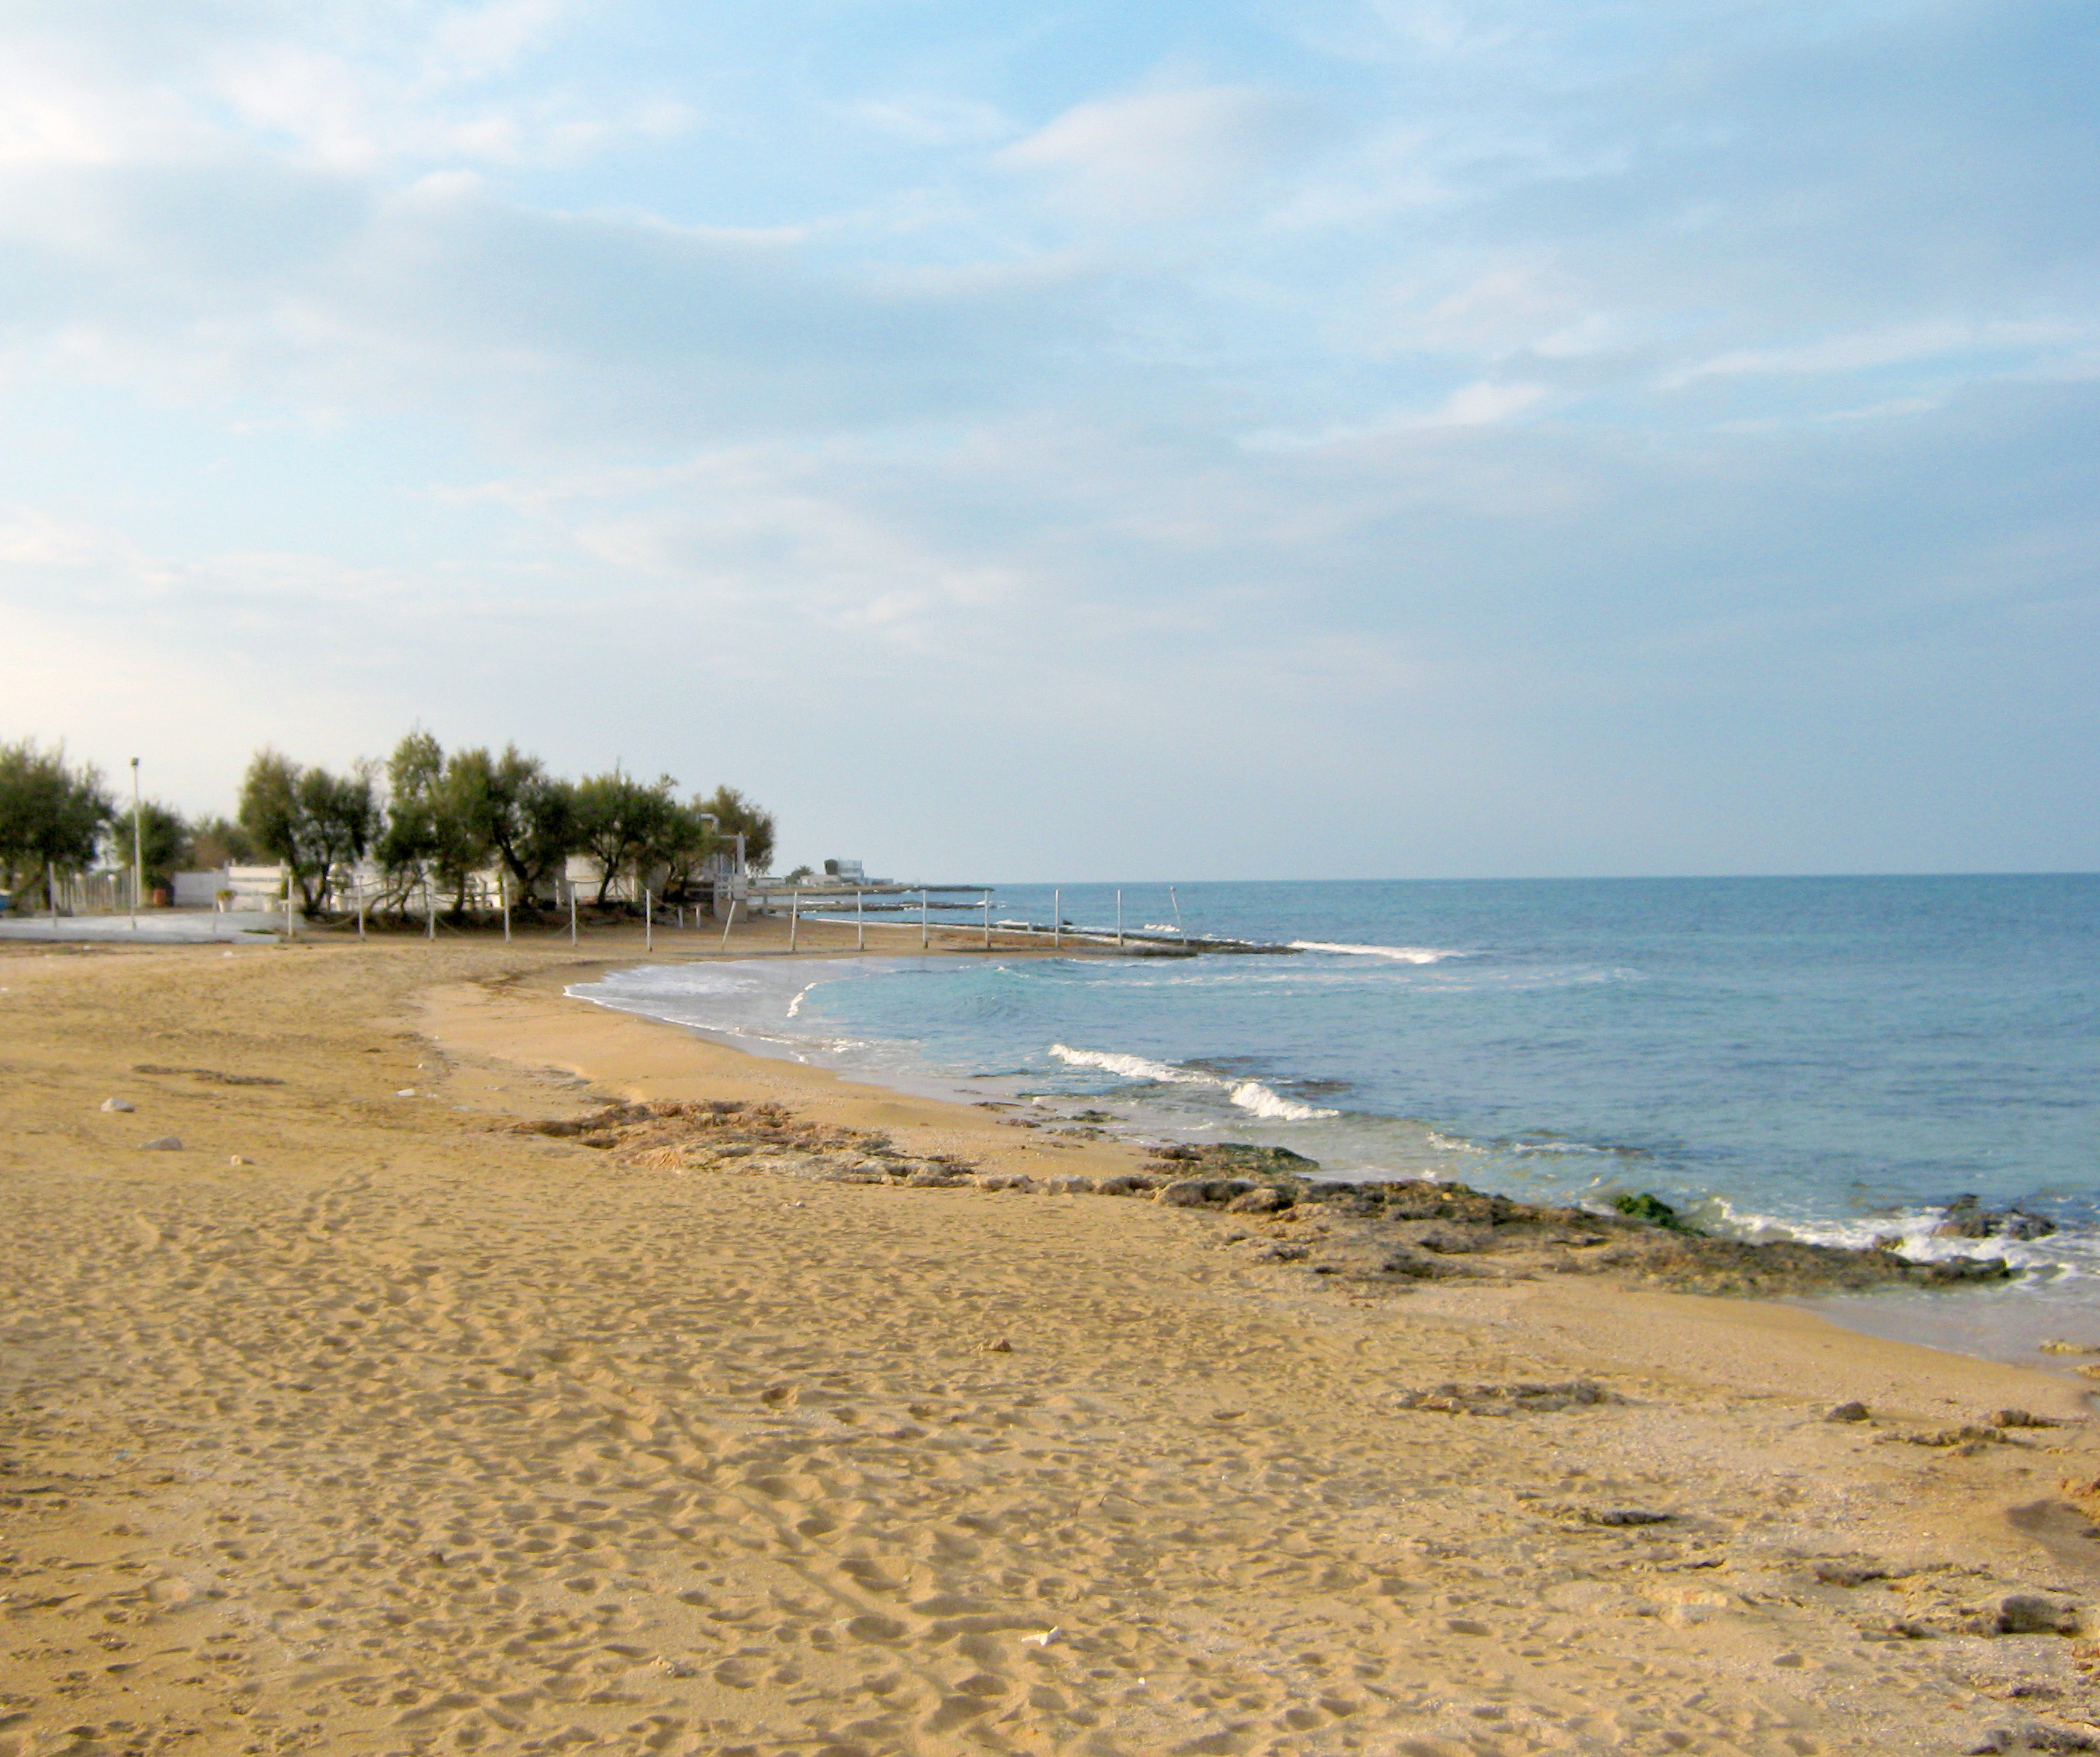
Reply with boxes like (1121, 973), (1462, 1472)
(426, 878), (435, 940)
(719, 898), (738, 948)
(287, 891), (296, 941)
(48, 862), (57, 928)
(569, 886), (578, 945)
(983, 893), (990, 951)
(502, 877), (511, 944)
(645, 888), (652, 952)
(791, 889), (800, 952)
(1116, 888), (1123, 948)
(357, 890), (367, 941)
(921, 888), (928, 950)
(129, 758), (141, 929)
(1171, 885), (1184, 946)
(1053, 888), (1060, 950)
(856, 890), (864, 952)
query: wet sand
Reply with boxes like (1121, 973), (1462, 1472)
(5, 921), (2100, 1755)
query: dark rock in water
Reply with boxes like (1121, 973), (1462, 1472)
(1827, 1400), (1872, 1423)
(1612, 1191), (1701, 1234)
(1997, 1593), (2081, 1636)
(1939, 1194), (2057, 1241)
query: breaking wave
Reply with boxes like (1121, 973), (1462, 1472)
(1289, 941), (1465, 963)
(1048, 1045), (1210, 1084)
(1705, 1198), (2085, 1276)
(1048, 1042), (1339, 1120)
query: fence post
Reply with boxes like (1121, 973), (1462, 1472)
(856, 890), (864, 952)
(569, 887), (578, 946)
(719, 898), (738, 948)
(1053, 888), (1060, 949)
(1116, 888), (1123, 948)
(645, 888), (652, 952)
(791, 889), (800, 952)
(502, 878), (511, 945)
(426, 880), (435, 940)
(983, 894), (990, 951)
(357, 890), (367, 941)
(921, 888), (928, 950)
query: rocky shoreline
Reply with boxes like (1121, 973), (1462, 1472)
(518, 1099), (2017, 1300)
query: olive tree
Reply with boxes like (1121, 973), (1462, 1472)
(450, 745), (577, 903)
(238, 749), (379, 912)
(573, 768), (681, 906)
(693, 784), (776, 874)
(375, 732), (498, 918)
(109, 799), (193, 892)
(0, 740), (114, 908)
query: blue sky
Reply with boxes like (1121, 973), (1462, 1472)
(2, 0), (2094, 878)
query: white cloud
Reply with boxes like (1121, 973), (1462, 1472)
(1664, 320), (2087, 388)
(1241, 378), (1550, 450)
(852, 95), (1014, 148)
(997, 85), (1334, 222)
(429, 0), (574, 81)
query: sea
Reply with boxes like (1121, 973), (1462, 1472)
(570, 875), (2100, 1366)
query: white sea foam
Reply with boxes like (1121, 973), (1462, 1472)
(1289, 941), (1464, 963)
(1050, 1044), (1211, 1084)
(1229, 1081), (1337, 1121)
(1049, 1043), (1337, 1118)
(785, 983), (818, 1018)
(1705, 1197), (2079, 1274)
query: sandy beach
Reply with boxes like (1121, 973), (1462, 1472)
(5, 922), (2100, 1755)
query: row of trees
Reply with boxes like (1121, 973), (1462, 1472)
(0, 734), (774, 918)
(240, 734), (773, 916)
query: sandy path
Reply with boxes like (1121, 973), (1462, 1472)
(4, 932), (2099, 1755)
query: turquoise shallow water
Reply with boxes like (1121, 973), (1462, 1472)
(572, 875), (2100, 1360)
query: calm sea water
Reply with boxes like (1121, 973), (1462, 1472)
(572, 876), (2100, 1359)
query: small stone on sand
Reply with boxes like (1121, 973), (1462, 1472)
(100, 1097), (134, 1112)
(1826, 1400), (1871, 1422)
(138, 1136), (182, 1151)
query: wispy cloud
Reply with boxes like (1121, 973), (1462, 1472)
(996, 84), (1336, 223)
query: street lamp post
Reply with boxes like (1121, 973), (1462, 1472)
(129, 758), (142, 930)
